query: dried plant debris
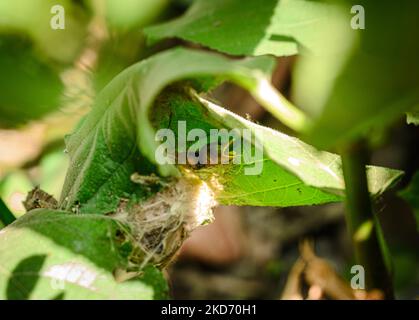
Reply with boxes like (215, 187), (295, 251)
(281, 240), (384, 300)
(23, 186), (58, 211)
(112, 172), (218, 269)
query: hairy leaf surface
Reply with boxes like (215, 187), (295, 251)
(0, 209), (168, 300)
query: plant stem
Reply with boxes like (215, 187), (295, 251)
(247, 79), (311, 132)
(340, 141), (394, 299)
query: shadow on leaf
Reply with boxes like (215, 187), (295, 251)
(6, 254), (46, 300)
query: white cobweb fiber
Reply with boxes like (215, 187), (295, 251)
(113, 175), (217, 269)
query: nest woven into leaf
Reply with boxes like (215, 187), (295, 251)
(113, 174), (217, 269)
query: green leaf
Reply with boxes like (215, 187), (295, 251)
(0, 0), (88, 63)
(193, 96), (403, 206)
(293, 0), (419, 148)
(0, 209), (168, 300)
(0, 0), (89, 127)
(154, 91), (402, 206)
(59, 47), (402, 213)
(144, 0), (339, 57)
(145, 0), (419, 147)
(0, 36), (64, 127)
(399, 172), (419, 232)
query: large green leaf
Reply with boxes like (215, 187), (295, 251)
(59, 47), (402, 213)
(399, 172), (419, 232)
(144, 0), (339, 57)
(154, 91), (402, 206)
(145, 0), (419, 148)
(0, 36), (64, 127)
(0, 209), (168, 299)
(0, 0), (88, 63)
(0, 1), (88, 127)
(293, 0), (419, 148)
